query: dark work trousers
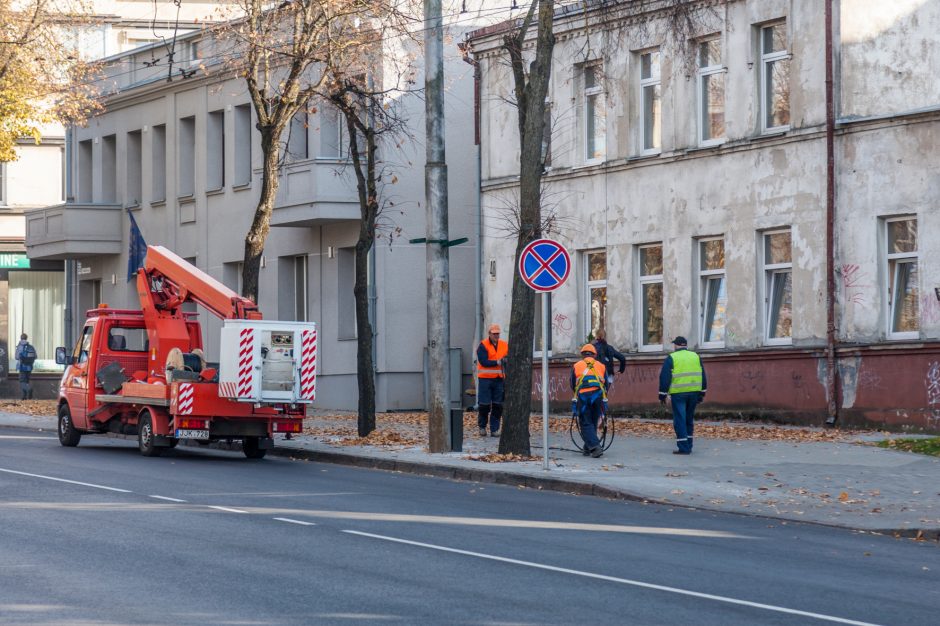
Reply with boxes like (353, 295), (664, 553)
(576, 391), (603, 450)
(477, 377), (504, 433)
(670, 392), (699, 453)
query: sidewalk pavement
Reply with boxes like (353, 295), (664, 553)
(2, 406), (938, 540)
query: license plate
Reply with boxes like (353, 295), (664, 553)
(175, 429), (210, 440)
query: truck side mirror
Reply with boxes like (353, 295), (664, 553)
(55, 347), (69, 365)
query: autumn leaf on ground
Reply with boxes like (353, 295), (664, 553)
(465, 453), (541, 463)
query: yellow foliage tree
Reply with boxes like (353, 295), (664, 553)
(0, 0), (100, 162)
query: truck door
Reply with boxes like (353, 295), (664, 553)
(64, 324), (94, 429)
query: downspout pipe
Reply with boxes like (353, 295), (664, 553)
(825, 0), (839, 426)
(460, 41), (483, 410)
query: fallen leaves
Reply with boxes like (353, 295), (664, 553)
(464, 452), (541, 463)
(0, 399), (57, 416)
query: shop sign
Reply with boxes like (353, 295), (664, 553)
(0, 253), (29, 269)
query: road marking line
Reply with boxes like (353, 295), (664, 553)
(273, 517), (316, 526)
(0, 435), (57, 440)
(149, 495), (187, 503)
(343, 530), (882, 626)
(208, 505), (248, 514)
(0, 468), (132, 493)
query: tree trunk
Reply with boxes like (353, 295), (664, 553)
(499, 0), (555, 455)
(242, 129), (281, 301)
(354, 235), (375, 436)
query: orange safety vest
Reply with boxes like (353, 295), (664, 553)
(573, 358), (606, 395)
(477, 338), (509, 378)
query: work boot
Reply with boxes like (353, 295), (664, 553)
(478, 427), (487, 437)
(590, 446), (604, 458)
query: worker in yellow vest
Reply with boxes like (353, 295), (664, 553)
(571, 344), (607, 458)
(658, 336), (707, 455)
(476, 323), (508, 437)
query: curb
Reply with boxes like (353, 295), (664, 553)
(267, 445), (940, 542)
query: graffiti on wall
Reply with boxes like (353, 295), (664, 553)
(552, 313), (573, 338)
(533, 369), (570, 401)
(840, 263), (873, 307)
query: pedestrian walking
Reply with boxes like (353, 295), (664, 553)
(571, 344), (607, 458)
(15, 333), (37, 401)
(592, 329), (626, 392)
(658, 336), (706, 455)
(476, 323), (508, 437)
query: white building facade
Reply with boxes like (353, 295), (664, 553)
(469, 0), (940, 431)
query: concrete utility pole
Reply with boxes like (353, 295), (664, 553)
(425, 0), (451, 452)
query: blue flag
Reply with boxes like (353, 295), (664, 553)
(127, 209), (147, 281)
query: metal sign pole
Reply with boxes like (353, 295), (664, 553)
(542, 291), (550, 471)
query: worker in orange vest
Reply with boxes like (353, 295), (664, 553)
(571, 343), (607, 458)
(476, 323), (508, 437)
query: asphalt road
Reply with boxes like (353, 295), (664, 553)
(0, 427), (937, 626)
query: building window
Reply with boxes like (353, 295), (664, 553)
(760, 22), (790, 133)
(152, 124), (166, 202)
(584, 250), (606, 340)
(337, 246), (356, 339)
(583, 64), (605, 162)
(234, 104), (252, 186)
(699, 238), (726, 347)
(101, 134), (116, 203)
(541, 101), (552, 170)
(223, 261), (243, 296)
(0, 162), (6, 205)
(886, 217), (918, 339)
(640, 50), (661, 154)
(78, 139), (92, 202)
(318, 105), (345, 158)
(287, 109), (309, 161)
(178, 116), (195, 197)
(207, 109), (225, 190)
(763, 230), (792, 344)
(126, 130), (142, 206)
(697, 38), (725, 145)
(639, 244), (664, 349)
(8, 271), (66, 372)
(294, 254), (308, 321)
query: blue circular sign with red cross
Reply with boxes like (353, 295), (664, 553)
(518, 239), (570, 292)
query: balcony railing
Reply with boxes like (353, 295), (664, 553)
(25, 203), (123, 260)
(271, 159), (360, 227)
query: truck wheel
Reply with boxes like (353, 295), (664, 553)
(57, 405), (81, 447)
(242, 436), (267, 459)
(138, 411), (164, 457)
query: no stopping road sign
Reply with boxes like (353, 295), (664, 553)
(518, 239), (570, 292)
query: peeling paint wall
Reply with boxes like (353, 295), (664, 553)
(472, 0), (940, 428)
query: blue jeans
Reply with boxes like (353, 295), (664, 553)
(478, 377), (504, 432)
(577, 392), (602, 450)
(671, 392), (699, 453)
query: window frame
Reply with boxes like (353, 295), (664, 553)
(637, 243), (664, 352)
(582, 63), (606, 165)
(206, 109), (225, 191)
(696, 37), (727, 147)
(762, 229), (793, 345)
(294, 254), (308, 322)
(885, 216), (919, 340)
(698, 237), (727, 348)
(583, 249), (607, 341)
(639, 49), (662, 155)
(759, 21), (791, 135)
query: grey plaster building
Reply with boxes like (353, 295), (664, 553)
(25, 12), (490, 411)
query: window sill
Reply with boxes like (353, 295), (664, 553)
(315, 156), (350, 164)
(757, 126), (789, 139)
(628, 152), (662, 163)
(638, 344), (663, 353)
(206, 187), (225, 197)
(338, 336), (357, 342)
(125, 202), (141, 211)
(763, 338), (793, 347)
(232, 182), (251, 192)
(178, 195), (195, 205)
(639, 149), (662, 158)
(887, 332), (919, 341)
(150, 199), (166, 208)
(699, 342), (726, 350)
(696, 138), (727, 150)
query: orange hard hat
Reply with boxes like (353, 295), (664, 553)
(580, 343), (596, 355)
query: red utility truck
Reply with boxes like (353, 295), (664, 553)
(54, 246), (318, 458)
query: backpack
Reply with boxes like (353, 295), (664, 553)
(20, 343), (37, 366)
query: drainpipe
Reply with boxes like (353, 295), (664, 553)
(460, 41), (482, 409)
(824, 0), (839, 426)
(64, 127), (75, 349)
